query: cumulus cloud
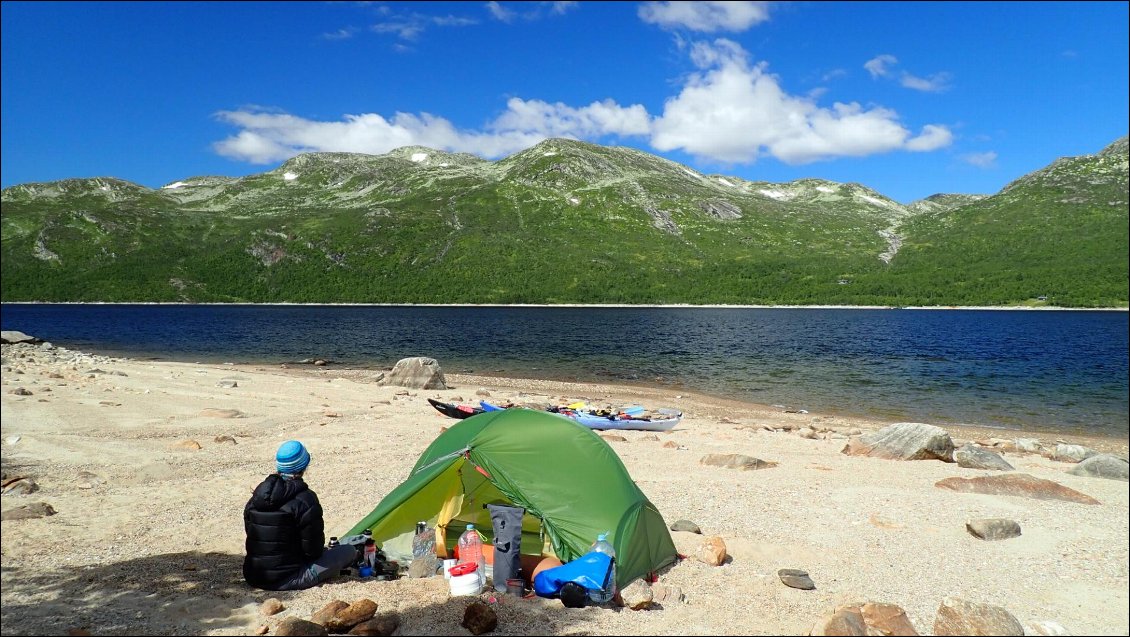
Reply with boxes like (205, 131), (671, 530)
(639, 1), (771, 32)
(212, 98), (650, 164)
(650, 39), (952, 164)
(213, 39), (951, 167)
(962, 151), (998, 168)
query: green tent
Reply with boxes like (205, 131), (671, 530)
(344, 408), (677, 589)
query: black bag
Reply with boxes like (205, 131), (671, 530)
(488, 503), (525, 593)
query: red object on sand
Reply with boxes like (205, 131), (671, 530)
(449, 561), (479, 576)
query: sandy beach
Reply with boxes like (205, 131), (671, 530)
(1, 341), (1127, 636)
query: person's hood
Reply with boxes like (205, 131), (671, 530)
(249, 474), (309, 511)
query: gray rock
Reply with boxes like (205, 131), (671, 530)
(0, 331), (40, 344)
(669, 519), (701, 534)
(379, 357), (448, 390)
(966, 518), (1022, 541)
(843, 422), (955, 462)
(954, 444), (1015, 471)
(1, 502), (57, 520)
(1068, 454), (1129, 481)
(700, 453), (778, 470)
(1051, 444), (1097, 464)
(778, 568), (815, 590)
(1014, 438), (1043, 453)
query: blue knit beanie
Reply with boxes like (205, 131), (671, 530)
(276, 440), (311, 475)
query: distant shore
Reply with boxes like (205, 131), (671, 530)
(3, 301), (1127, 311)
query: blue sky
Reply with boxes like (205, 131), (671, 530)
(2, 1), (1127, 203)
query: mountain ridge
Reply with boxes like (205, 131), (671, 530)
(2, 136), (1126, 307)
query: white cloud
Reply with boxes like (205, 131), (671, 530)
(213, 39), (951, 168)
(371, 21), (424, 40)
(490, 98), (652, 138)
(639, 1), (771, 32)
(212, 98), (649, 164)
(962, 151), (998, 168)
(650, 40), (952, 164)
(864, 54), (898, 78)
(322, 28), (357, 41)
(866, 54), (952, 92)
(899, 71), (952, 93)
(486, 1), (516, 23)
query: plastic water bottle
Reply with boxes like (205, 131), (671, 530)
(457, 524), (487, 587)
(589, 533), (617, 604)
(412, 521), (439, 576)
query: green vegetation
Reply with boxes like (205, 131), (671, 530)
(2, 138), (1127, 307)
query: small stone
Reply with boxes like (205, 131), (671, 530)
(669, 519), (702, 534)
(778, 568), (816, 590)
(966, 518), (1022, 541)
(461, 600), (498, 635)
(261, 598), (285, 616)
(312, 600), (350, 626)
(348, 614), (399, 636)
(326, 599), (378, 633)
(274, 617), (328, 637)
(696, 536), (727, 566)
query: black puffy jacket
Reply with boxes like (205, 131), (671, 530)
(243, 474), (326, 590)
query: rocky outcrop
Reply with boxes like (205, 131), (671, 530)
(842, 423), (955, 462)
(1068, 454), (1129, 481)
(935, 474), (1099, 504)
(379, 357), (448, 390)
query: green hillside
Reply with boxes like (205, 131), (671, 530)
(2, 137), (1126, 307)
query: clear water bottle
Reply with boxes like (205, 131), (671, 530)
(589, 533), (616, 604)
(457, 524), (487, 587)
(412, 521), (439, 576)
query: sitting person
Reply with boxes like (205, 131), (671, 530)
(243, 440), (357, 590)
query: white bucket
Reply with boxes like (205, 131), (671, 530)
(449, 571), (483, 596)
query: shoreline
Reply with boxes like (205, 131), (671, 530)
(2, 300), (1127, 311)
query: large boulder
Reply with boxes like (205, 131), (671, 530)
(0, 330), (40, 344)
(935, 474), (1099, 505)
(843, 423), (955, 462)
(1067, 454), (1128, 481)
(379, 357), (448, 390)
(934, 597), (1023, 636)
(954, 444), (1014, 471)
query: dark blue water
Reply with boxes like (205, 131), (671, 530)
(2, 304), (1127, 437)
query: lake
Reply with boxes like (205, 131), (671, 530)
(2, 304), (1127, 438)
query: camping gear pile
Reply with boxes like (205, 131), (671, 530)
(344, 408), (677, 605)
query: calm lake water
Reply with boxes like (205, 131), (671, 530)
(2, 304), (1127, 438)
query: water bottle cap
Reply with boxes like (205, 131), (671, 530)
(597, 533), (607, 541)
(466, 524), (474, 530)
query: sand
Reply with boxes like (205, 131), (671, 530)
(1, 342), (1127, 636)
